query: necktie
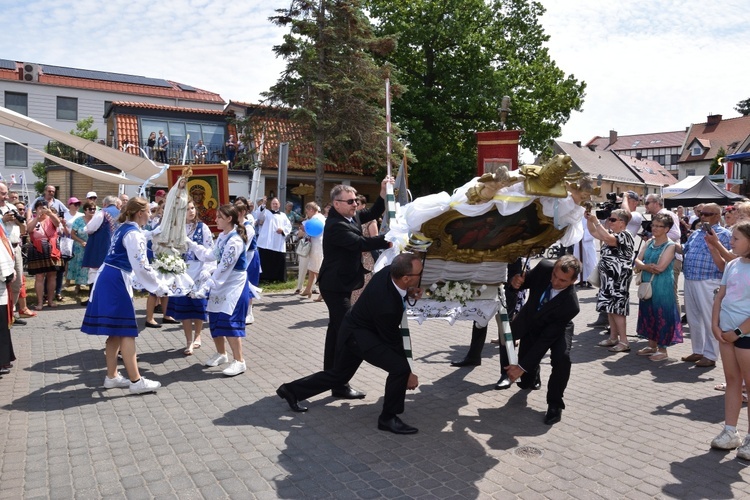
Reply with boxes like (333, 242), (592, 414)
(538, 284), (552, 310)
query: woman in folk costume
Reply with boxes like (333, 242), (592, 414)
(0, 225), (17, 375)
(188, 204), (251, 377)
(165, 200), (215, 356)
(81, 197), (170, 395)
(234, 199), (261, 324)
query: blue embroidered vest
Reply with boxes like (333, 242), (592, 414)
(104, 223), (138, 272)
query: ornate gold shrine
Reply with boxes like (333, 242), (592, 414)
(419, 200), (567, 263)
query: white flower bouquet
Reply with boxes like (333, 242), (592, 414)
(152, 252), (187, 275)
(427, 281), (487, 306)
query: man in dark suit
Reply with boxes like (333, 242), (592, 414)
(317, 179), (392, 399)
(497, 255), (581, 425)
(277, 253), (423, 434)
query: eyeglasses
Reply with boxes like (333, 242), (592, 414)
(644, 201), (653, 205)
(84, 207), (96, 212)
(699, 211), (719, 217)
(607, 217), (621, 223)
(651, 224), (666, 228)
(335, 199), (357, 205)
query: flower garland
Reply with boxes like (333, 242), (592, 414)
(426, 281), (487, 306)
(152, 252), (187, 275)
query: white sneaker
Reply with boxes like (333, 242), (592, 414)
(129, 377), (161, 394)
(737, 435), (750, 460)
(222, 360), (247, 377)
(711, 428), (741, 450)
(103, 372), (130, 389)
(205, 353), (229, 367)
(245, 312), (254, 324)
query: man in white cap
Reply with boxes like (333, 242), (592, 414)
(86, 192), (98, 208)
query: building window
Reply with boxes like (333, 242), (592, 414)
(670, 154), (680, 166)
(5, 92), (28, 115)
(104, 100), (112, 115)
(691, 146), (702, 156)
(57, 96), (78, 121)
(686, 169), (696, 176)
(5, 143), (27, 167)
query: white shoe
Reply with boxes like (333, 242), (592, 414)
(737, 435), (750, 460)
(711, 428), (741, 450)
(103, 372), (130, 389)
(222, 360), (247, 377)
(129, 377), (161, 394)
(205, 353), (229, 367)
(245, 312), (254, 324)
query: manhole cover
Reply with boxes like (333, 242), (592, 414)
(514, 446), (543, 459)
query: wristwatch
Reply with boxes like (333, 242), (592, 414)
(735, 328), (747, 338)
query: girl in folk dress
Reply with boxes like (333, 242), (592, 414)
(166, 202), (215, 355)
(189, 204), (251, 377)
(81, 198), (169, 394)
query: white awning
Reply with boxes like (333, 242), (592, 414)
(0, 135), (143, 185)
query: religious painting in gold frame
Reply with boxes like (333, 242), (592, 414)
(168, 164), (229, 234)
(420, 201), (567, 263)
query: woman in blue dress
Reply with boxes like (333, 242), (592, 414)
(81, 197), (169, 394)
(166, 201), (215, 355)
(233, 199), (260, 324)
(189, 204), (250, 377)
(634, 213), (683, 360)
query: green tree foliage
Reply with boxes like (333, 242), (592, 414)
(735, 98), (750, 116)
(264, 0), (401, 203)
(34, 117), (99, 194)
(366, 0), (586, 194)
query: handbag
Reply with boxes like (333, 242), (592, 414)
(296, 238), (311, 258)
(637, 281), (652, 300)
(587, 267), (600, 288)
(59, 235), (74, 259)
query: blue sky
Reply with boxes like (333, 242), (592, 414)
(4, 0), (750, 158)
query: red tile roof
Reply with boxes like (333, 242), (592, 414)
(679, 114), (750, 163)
(107, 101), (227, 116)
(617, 154), (677, 186)
(114, 115), (140, 157)
(0, 62), (223, 104)
(586, 130), (686, 151)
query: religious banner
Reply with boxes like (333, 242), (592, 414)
(168, 164), (229, 233)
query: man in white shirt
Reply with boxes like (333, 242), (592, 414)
(256, 197), (292, 282)
(0, 182), (27, 324)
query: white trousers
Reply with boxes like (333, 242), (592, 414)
(684, 278), (720, 361)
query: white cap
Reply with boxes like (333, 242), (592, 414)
(149, 201), (158, 209)
(86, 191), (97, 198)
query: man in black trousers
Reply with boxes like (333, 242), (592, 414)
(277, 253), (423, 434)
(497, 255), (581, 425)
(316, 179), (392, 399)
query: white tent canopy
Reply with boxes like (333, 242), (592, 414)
(0, 106), (168, 186)
(662, 175), (703, 197)
(0, 135), (143, 186)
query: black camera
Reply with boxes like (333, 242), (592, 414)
(640, 219), (652, 236)
(595, 192), (622, 220)
(12, 210), (25, 224)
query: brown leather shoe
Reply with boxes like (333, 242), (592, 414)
(681, 353), (703, 362)
(695, 358), (716, 368)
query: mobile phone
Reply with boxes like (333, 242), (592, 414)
(702, 222), (711, 233)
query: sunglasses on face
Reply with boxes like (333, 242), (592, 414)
(335, 199), (357, 205)
(698, 211), (719, 216)
(607, 217), (620, 223)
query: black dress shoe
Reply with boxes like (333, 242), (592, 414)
(13, 318), (27, 326)
(450, 358), (481, 368)
(162, 317), (179, 324)
(377, 416), (418, 435)
(495, 374), (512, 390)
(0, 368), (9, 375)
(276, 384), (307, 412)
(331, 386), (366, 399)
(544, 407), (562, 425)
(587, 321), (609, 328)
(144, 321), (161, 328)
(517, 374), (541, 391)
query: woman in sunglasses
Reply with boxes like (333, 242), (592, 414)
(584, 208), (635, 353)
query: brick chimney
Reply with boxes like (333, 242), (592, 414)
(609, 130), (617, 146)
(707, 114), (722, 125)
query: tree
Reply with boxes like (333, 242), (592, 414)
(710, 146), (726, 177)
(34, 117), (99, 194)
(264, 0), (401, 204)
(735, 98), (750, 116)
(366, 0), (586, 194)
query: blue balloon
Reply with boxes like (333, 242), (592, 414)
(304, 217), (324, 237)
